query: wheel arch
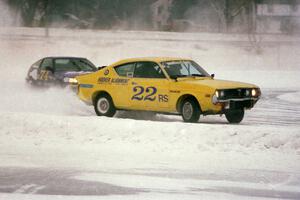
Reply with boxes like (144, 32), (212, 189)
(176, 94), (201, 113)
(92, 90), (113, 105)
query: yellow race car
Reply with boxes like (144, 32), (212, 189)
(75, 57), (261, 123)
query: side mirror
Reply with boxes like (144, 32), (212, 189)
(211, 74), (215, 79)
(98, 66), (107, 70)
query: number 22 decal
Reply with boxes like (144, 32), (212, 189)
(132, 86), (144, 101)
(132, 86), (157, 101)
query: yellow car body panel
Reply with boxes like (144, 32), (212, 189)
(76, 57), (260, 115)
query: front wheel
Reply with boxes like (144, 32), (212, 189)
(181, 99), (201, 123)
(225, 109), (244, 124)
(94, 94), (116, 117)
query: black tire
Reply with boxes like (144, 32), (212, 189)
(94, 94), (116, 117)
(181, 98), (201, 123)
(225, 109), (244, 124)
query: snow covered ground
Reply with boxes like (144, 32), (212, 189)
(0, 27), (300, 199)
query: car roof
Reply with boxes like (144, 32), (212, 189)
(42, 56), (87, 60)
(110, 57), (192, 67)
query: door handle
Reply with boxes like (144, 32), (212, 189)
(132, 82), (137, 85)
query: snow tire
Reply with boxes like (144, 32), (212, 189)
(181, 98), (200, 123)
(225, 109), (244, 124)
(94, 94), (116, 117)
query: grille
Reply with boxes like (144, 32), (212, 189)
(220, 89), (250, 100)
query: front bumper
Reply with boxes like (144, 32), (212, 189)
(216, 97), (259, 103)
(209, 96), (259, 114)
(213, 88), (261, 110)
(220, 99), (259, 110)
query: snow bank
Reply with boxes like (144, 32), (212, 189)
(0, 112), (299, 172)
(1, 112), (300, 154)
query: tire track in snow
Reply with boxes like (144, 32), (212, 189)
(13, 184), (45, 194)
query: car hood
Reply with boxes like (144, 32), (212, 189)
(55, 71), (94, 80)
(179, 78), (258, 90)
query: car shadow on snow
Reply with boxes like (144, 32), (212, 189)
(115, 110), (230, 124)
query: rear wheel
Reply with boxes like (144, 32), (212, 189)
(181, 99), (200, 123)
(94, 94), (116, 117)
(225, 109), (244, 124)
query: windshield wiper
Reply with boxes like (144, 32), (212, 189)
(169, 75), (187, 80)
(190, 74), (206, 77)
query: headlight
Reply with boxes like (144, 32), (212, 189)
(251, 88), (261, 97)
(251, 89), (257, 96)
(69, 78), (78, 84)
(215, 90), (225, 98)
(220, 90), (225, 97)
(64, 77), (78, 84)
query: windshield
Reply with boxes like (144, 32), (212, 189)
(161, 60), (210, 78)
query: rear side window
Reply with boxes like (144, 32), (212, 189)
(40, 58), (53, 70)
(134, 62), (165, 78)
(115, 63), (135, 77)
